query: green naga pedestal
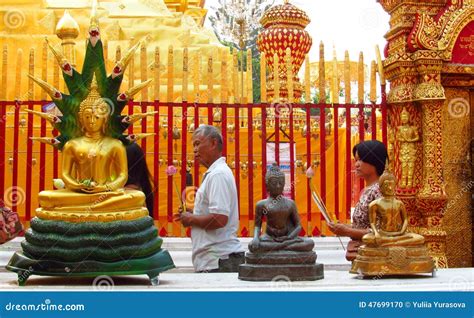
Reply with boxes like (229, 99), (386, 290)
(6, 3), (174, 286)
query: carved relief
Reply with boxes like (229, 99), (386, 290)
(441, 88), (472, 267)
(397, 108), (419, 189)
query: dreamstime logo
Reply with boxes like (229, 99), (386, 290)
(93, 98), (115, 119)
(3, 186), (26, 207)
(448, 98), (469, 118)
(358, 8), (382, 30)
(4, 10), (26, 30)
(270, 275), (292, 290)
(92, 275), (114, 291)
(270, 101), (292, 119)
(448, 275), (472, 291)
(181, 186), (198, 206)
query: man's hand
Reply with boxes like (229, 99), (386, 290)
(174, 211), (194, 227)
(177, 205), (193, 214)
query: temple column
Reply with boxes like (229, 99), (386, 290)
(413, 52), (448, 268)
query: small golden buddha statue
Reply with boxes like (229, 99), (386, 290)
(350, 166), (434, 277)
(397, 108), (419, 189)
(362, 170), (425, 247)
(37, 79), (146, 217)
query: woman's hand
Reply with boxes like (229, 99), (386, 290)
(327, 221), (352, 237)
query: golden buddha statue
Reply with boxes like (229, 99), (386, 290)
(397, 108), (419, 189)
(350, 166), (434, 277)
(37, 78), (146, 216)
(6, 6), (174, 286)
(361, 169), (425, 247)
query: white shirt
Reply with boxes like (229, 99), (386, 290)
(191, 157), (243, 271)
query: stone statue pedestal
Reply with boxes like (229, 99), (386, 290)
(7, 216), (175, 286)
(350, 245), (434, 277)
(238, 250), (324, 281)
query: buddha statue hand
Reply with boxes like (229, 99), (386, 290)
(250, 237), (260, 250)
(373, 231), (382, 245)
(273, 235), (289, 243)
(81, 184), (111, 194)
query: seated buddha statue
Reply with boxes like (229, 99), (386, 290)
(249, 163), (314, 253)
(362, 170), (424, 247)
(350, 166), (434, 277)
(37, 79), (146, 214)
(6, 9), (175, 286)
(239, 163), (323, 281)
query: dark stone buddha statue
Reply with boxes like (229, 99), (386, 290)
(239, 163), (324, 281)
(249, 163), (314, 253)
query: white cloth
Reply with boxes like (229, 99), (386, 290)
(191, 157), (243, 272)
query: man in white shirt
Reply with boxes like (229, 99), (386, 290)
(174, 125), (244, 272)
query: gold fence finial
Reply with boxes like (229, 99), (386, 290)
(375, 45), (386, 85)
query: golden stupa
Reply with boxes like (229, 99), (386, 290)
(0, 0), (222, 101)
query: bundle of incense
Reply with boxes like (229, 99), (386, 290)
(305, 167), (334, 223)
(306, 167), (345, 250)
(166, 165), (186, 211)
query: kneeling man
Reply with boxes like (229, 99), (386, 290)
(174, 125), (244, 272)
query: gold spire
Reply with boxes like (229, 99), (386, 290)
(55, 10), (80, 40)
(90, 0), (99, 29)
(112, 41), (141, 78)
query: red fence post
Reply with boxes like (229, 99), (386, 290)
(345, 105), (351, 220)
(305, 103), (311, 227)
(0, 101), (6, 203)
(248, 103), (254, 221)
(25, 101), (34, 220)
(181, 102), (188, 196)
(319, 104), (326, 204)
(167, 104), (173, 226)
(289, 104), (295, 200)
(234, 104), (241, 218)
(333, 104), (339, 220)
(11, 101), (20, 213)
(261, 104), (267, 198)
(153, 101), (160, 220)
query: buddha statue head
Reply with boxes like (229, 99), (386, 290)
(78, 78), (110, 135)
(265, 163), (285, 197)
(379, 164), (396, 196)
(400, 108), (410, 125)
